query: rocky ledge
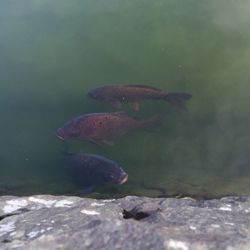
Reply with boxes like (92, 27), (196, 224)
(0, 195), (250, 250)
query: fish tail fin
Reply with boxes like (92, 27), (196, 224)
(164, 92), (192, 111)
(141, 114), (163, 132)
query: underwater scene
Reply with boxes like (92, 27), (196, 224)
(1, 0), (250, 198)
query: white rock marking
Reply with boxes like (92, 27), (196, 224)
(10, 242), (24, 248)
(189, 225), (196, 230)
(28, 197), (57, 208)
(0, 221), (16, 237)
(116, 221), (122, 226)
(27, 231), (39, 239)
(102, 199), (115, 203)
(10, 232), (16, 237)
(55, 200), (74, 208)
(81, 209), (100, 215)
(219, 206), (232, 211)
(91, 202), (105, 207)
(224, 222), (234, 226)
(211, 224), (220, 228)
(3, 199), (28, 213)
(167, 239), (189, 250)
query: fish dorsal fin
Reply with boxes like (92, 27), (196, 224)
(111, 101), (122, 109)
(126, 84), (161, 91)
(128, 101), (140, 111)
(113, 111), (128, 116)
(113, 111), (139, 120)
(78, 186), (95, 196)
(103, 140), (114, 146)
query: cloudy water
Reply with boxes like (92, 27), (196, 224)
(1, 0), (250, 198)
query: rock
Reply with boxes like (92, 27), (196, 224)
(0, 195), (250, 250)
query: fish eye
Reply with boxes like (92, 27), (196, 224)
(88, 92), (97, 98)
(106, 174), (116, 181)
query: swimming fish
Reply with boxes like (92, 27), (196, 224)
(56, 112), (162, 146)
(88, 84), (192, 111)
(61, 152), (128, 193)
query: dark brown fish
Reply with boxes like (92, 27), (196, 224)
(61, 152), (128, 191)
(56, 112), (161, 145)
(88, 84), (192, 111)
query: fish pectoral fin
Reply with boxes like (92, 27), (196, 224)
(128, 101), (140, 111)
(87, 138), (104, 147)
(113, 111), (127, 116)
(78, 186), (95, 196)
(87, 137), (114, 147)
(103, 140), (114, 146)
(111, 101), (122, 109)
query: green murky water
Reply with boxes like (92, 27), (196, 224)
(1, 0), (250, 198)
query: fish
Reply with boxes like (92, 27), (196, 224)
(88, 84), (192, 111)
(56, 112), (162, 145)
(61, 152), (128, 193)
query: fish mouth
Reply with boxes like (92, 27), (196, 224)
(56, 134), (65, 140)
(56, 129), (65, 140)
(88, 91), (97, 99)
(119, 174), (128, 184)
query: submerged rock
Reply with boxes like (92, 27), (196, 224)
(0, 195), (250, 250)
